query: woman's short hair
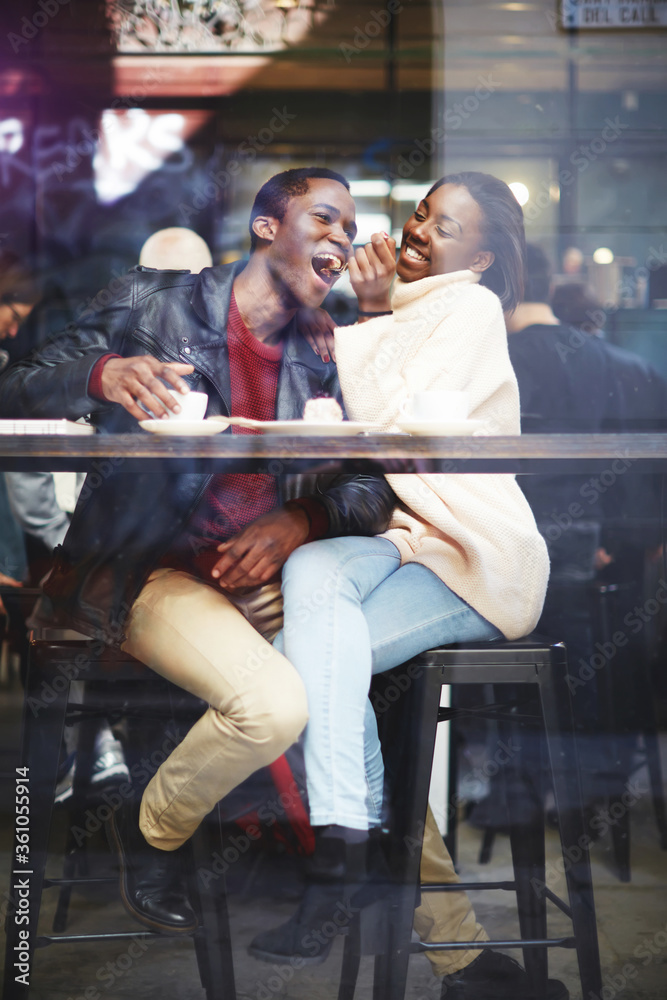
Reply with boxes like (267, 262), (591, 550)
(427, 172), (526, 312)
(249, 167), (350, 252)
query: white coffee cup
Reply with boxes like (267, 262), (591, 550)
(400, 390), (469, 421)
(167, 389), (208, 422)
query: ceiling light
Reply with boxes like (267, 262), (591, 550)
(349, 180), (391, 197)
(508, 182), (530, 206)
(593, 248), (614, 264)
(391, 183), (434, 203)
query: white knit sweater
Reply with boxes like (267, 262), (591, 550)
(334, 269), (550, 640)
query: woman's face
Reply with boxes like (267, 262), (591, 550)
(396, 183), (494, 282)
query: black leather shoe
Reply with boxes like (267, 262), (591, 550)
(441, 950), (569, 999)
(106, 795), (198, 934)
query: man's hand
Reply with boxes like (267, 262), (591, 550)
(210, 506), (310, 591)
(297, 308), (336, 363)
(348, 232), (396, 316)
(100, 356), (195, 422)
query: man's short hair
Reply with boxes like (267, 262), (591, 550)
(249, 167), (350, 252)
(524, 244), (553, 304)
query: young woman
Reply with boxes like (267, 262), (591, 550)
(251, 173), (561, 998)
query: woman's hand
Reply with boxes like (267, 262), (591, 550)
(349, 232), (396, 316)
(296, 308), (336, 363)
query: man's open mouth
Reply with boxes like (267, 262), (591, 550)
(311, 252), (348, 280)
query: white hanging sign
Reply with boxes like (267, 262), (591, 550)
(560, 0), (667, 28)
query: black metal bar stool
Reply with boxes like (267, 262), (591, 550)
(2, 628), (237, 1000)
(338, 636), (603, 1000)
(591, 581), (667, 881)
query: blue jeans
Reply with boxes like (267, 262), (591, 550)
(275, 536), (501, 829)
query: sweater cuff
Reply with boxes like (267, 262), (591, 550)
(285, 497), (330, 545)
(88, 354), (121, 401)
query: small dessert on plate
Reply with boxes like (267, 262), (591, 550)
(303, 397), (344, 424)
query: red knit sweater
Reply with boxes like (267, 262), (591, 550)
(90, 292), (329, 579)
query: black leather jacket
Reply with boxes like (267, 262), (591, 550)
(0, 262), (395, 642)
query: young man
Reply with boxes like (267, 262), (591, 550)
(0, 167), (395, 933)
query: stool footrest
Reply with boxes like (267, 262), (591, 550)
(421, 881), (516, 892)
(36, 931), (159, 948)
(542, 887), (573, 919)
(44, 877), (116, 888)
(413, 936), (577, 953)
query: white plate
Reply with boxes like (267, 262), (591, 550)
(395, 418), (485, 436)
(209, 417), (377, 436)
(139, 420), (225, 436)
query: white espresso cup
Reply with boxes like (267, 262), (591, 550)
(400, 390), (469, 421)
(167, 389), (208, 422)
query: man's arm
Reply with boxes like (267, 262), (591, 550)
(210, 475), (397, 590)
(0, 270), (192, 421)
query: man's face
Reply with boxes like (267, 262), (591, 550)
(265, 178), (357, 309)
(0, 300), (33, 340)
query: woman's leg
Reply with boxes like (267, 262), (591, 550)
(361, 561), (501, 823)
(280, 536), (402, 830)
(366, 561), (502, 674)
(362, 563), (499, 976)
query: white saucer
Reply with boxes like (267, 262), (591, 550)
(210, 417), (377, 436)
(139, 420), (225, 436)
(395, 418), (485, 436)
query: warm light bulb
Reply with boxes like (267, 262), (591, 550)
(508, 182), (530, 207)
(593, 247), (614, 264)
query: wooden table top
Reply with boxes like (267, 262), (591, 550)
(0, 432), (666, 473)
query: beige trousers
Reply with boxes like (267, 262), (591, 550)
(122, 567), (486, 976)
(121, 568), (308, 852)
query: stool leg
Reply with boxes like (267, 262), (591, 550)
(338, 925), (362, 1000)
(190, 807), (236, 1000)
(478, 827), (496, 865)
(3, 653), (69, 999)
(53, 711), (98, 931)
(539, 647), (603, 998)
(644, 725), (667, 850)
(497, 701), (548, 996)
(371, 662), (444, 1000)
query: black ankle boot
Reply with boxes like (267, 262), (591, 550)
(106, 794), (198, 934)
(248, 827), (368, 965)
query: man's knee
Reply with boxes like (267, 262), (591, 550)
(264, 670), (309, 750)
(233, 665), (308, 757)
